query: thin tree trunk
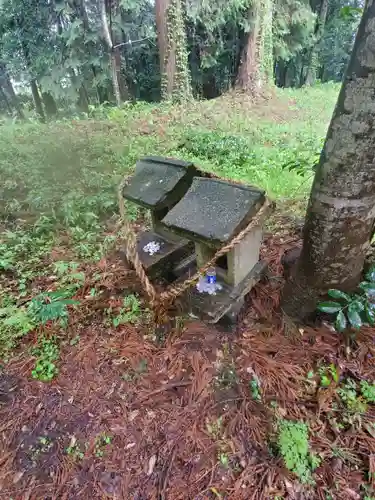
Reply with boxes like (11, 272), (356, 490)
(282, 1), (375, 318)
(155, 0), (169, 77)
(113, 0), (129, 101)
(30, 80), (45, 122)
(305, 0), (329, 86)
(100, 0), (122, 106)
(16, 12), (44, 122)
(78, 83), (90, 113)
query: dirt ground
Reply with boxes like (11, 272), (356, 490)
(0, 225), (374, 500)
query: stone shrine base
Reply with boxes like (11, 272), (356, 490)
(179, 260), (267, 324)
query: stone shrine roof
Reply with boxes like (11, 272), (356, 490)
(122, 156), (196, 210)
(161, 177), (265, 245)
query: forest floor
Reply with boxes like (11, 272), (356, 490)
(0, 83), (374, 499)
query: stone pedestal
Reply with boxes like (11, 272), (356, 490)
(195, 226), (262, 286)
(180, 261), (267, 324)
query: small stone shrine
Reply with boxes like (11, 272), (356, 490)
(161, 177), (268, 323)
(122, 156), (198, 277)
(122, 157), (271, 325)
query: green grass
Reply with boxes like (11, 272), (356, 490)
(0, 83), (339, 224)
(0, 83), (340, 360)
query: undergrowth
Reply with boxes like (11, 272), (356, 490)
(276, 419), (321, 484)
(318, 265), (375, 335)
(32, 336), (60, 382)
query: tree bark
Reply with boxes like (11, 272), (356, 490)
(155, 0), (169, 77)
(236, 0), (274, 92)
(113, 0), (129, 101)
(236, 3), (261, 91)
(305, 0), (329, 86)
(282, 0), (375, 319)
(30, 80), (45, 122)
(100, 0), (122, 106)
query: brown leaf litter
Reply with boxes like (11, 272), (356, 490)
(0, 230), (374, 499)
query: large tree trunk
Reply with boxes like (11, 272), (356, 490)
(236, 0), (274, 91)
(305, 0), (329, 86)
(157, 0), (191, 101)
(282, 1), (375, 319)
(236, 3), (261, 91)
(30, 80), (45, 122)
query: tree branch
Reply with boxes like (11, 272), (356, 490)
(113, 37), (154, 49)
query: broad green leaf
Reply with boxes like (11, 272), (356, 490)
(317, 301), (342, 314)
(328, 289), (350, 302)
(347, 304), (362, 329)
(351, 299), (365, 312)
(335, 310), (347, 332)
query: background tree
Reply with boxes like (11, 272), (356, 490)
(305, 0), (330, 85)
(236, 0), (274, 91)
(101, 0), (122, 106)
(0, 0), (365, 118)
(273, 0), (316, 87)
(318, 0), (362, 81)
(282, 0), (375, 319)
(0, 61), (24, 118)
(157, 0), (192, 101)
